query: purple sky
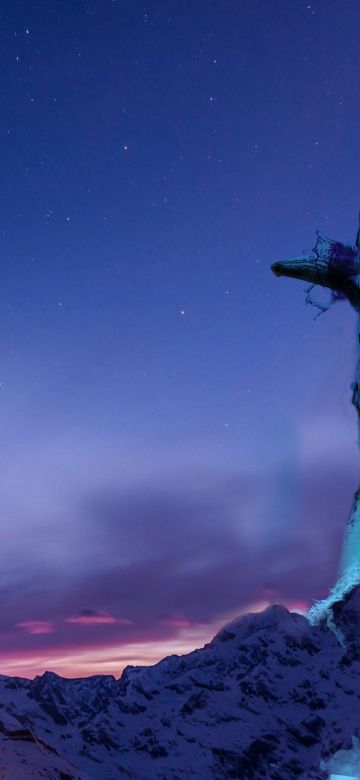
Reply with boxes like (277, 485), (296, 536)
(1, 0), (360, 676)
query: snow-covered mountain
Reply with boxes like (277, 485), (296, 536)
(2, 586), (360, 779)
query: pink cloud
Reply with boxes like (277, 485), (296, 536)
(65, 609), (132, 626)
(16, 621), (54, 635)
(159, 614), (194, 628)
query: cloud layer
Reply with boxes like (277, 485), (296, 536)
(0, 431), (357, 677)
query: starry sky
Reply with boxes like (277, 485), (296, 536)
(1, 0), (360, 678)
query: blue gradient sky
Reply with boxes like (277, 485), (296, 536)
(1, 0), (360, 676)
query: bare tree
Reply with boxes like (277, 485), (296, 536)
(271, 213), (360, 598)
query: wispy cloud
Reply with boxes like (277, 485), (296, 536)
(16, 621), (54, 635)
(65, 609), (131, 626)
(0, 433), (357, 677)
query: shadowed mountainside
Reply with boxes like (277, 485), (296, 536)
(1, 587), (360, 778)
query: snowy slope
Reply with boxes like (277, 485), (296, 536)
(1, 587), (360, 778)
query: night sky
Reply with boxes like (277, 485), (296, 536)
(1, 0), (360, 678)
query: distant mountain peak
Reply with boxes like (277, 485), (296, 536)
(0, 597), (359, 778)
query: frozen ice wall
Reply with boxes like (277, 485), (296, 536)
(321, 736), (360, 779)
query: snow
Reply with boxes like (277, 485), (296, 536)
(0, 588), (360, 777)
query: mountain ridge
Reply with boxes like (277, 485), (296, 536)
(0, 588), (359, 778)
